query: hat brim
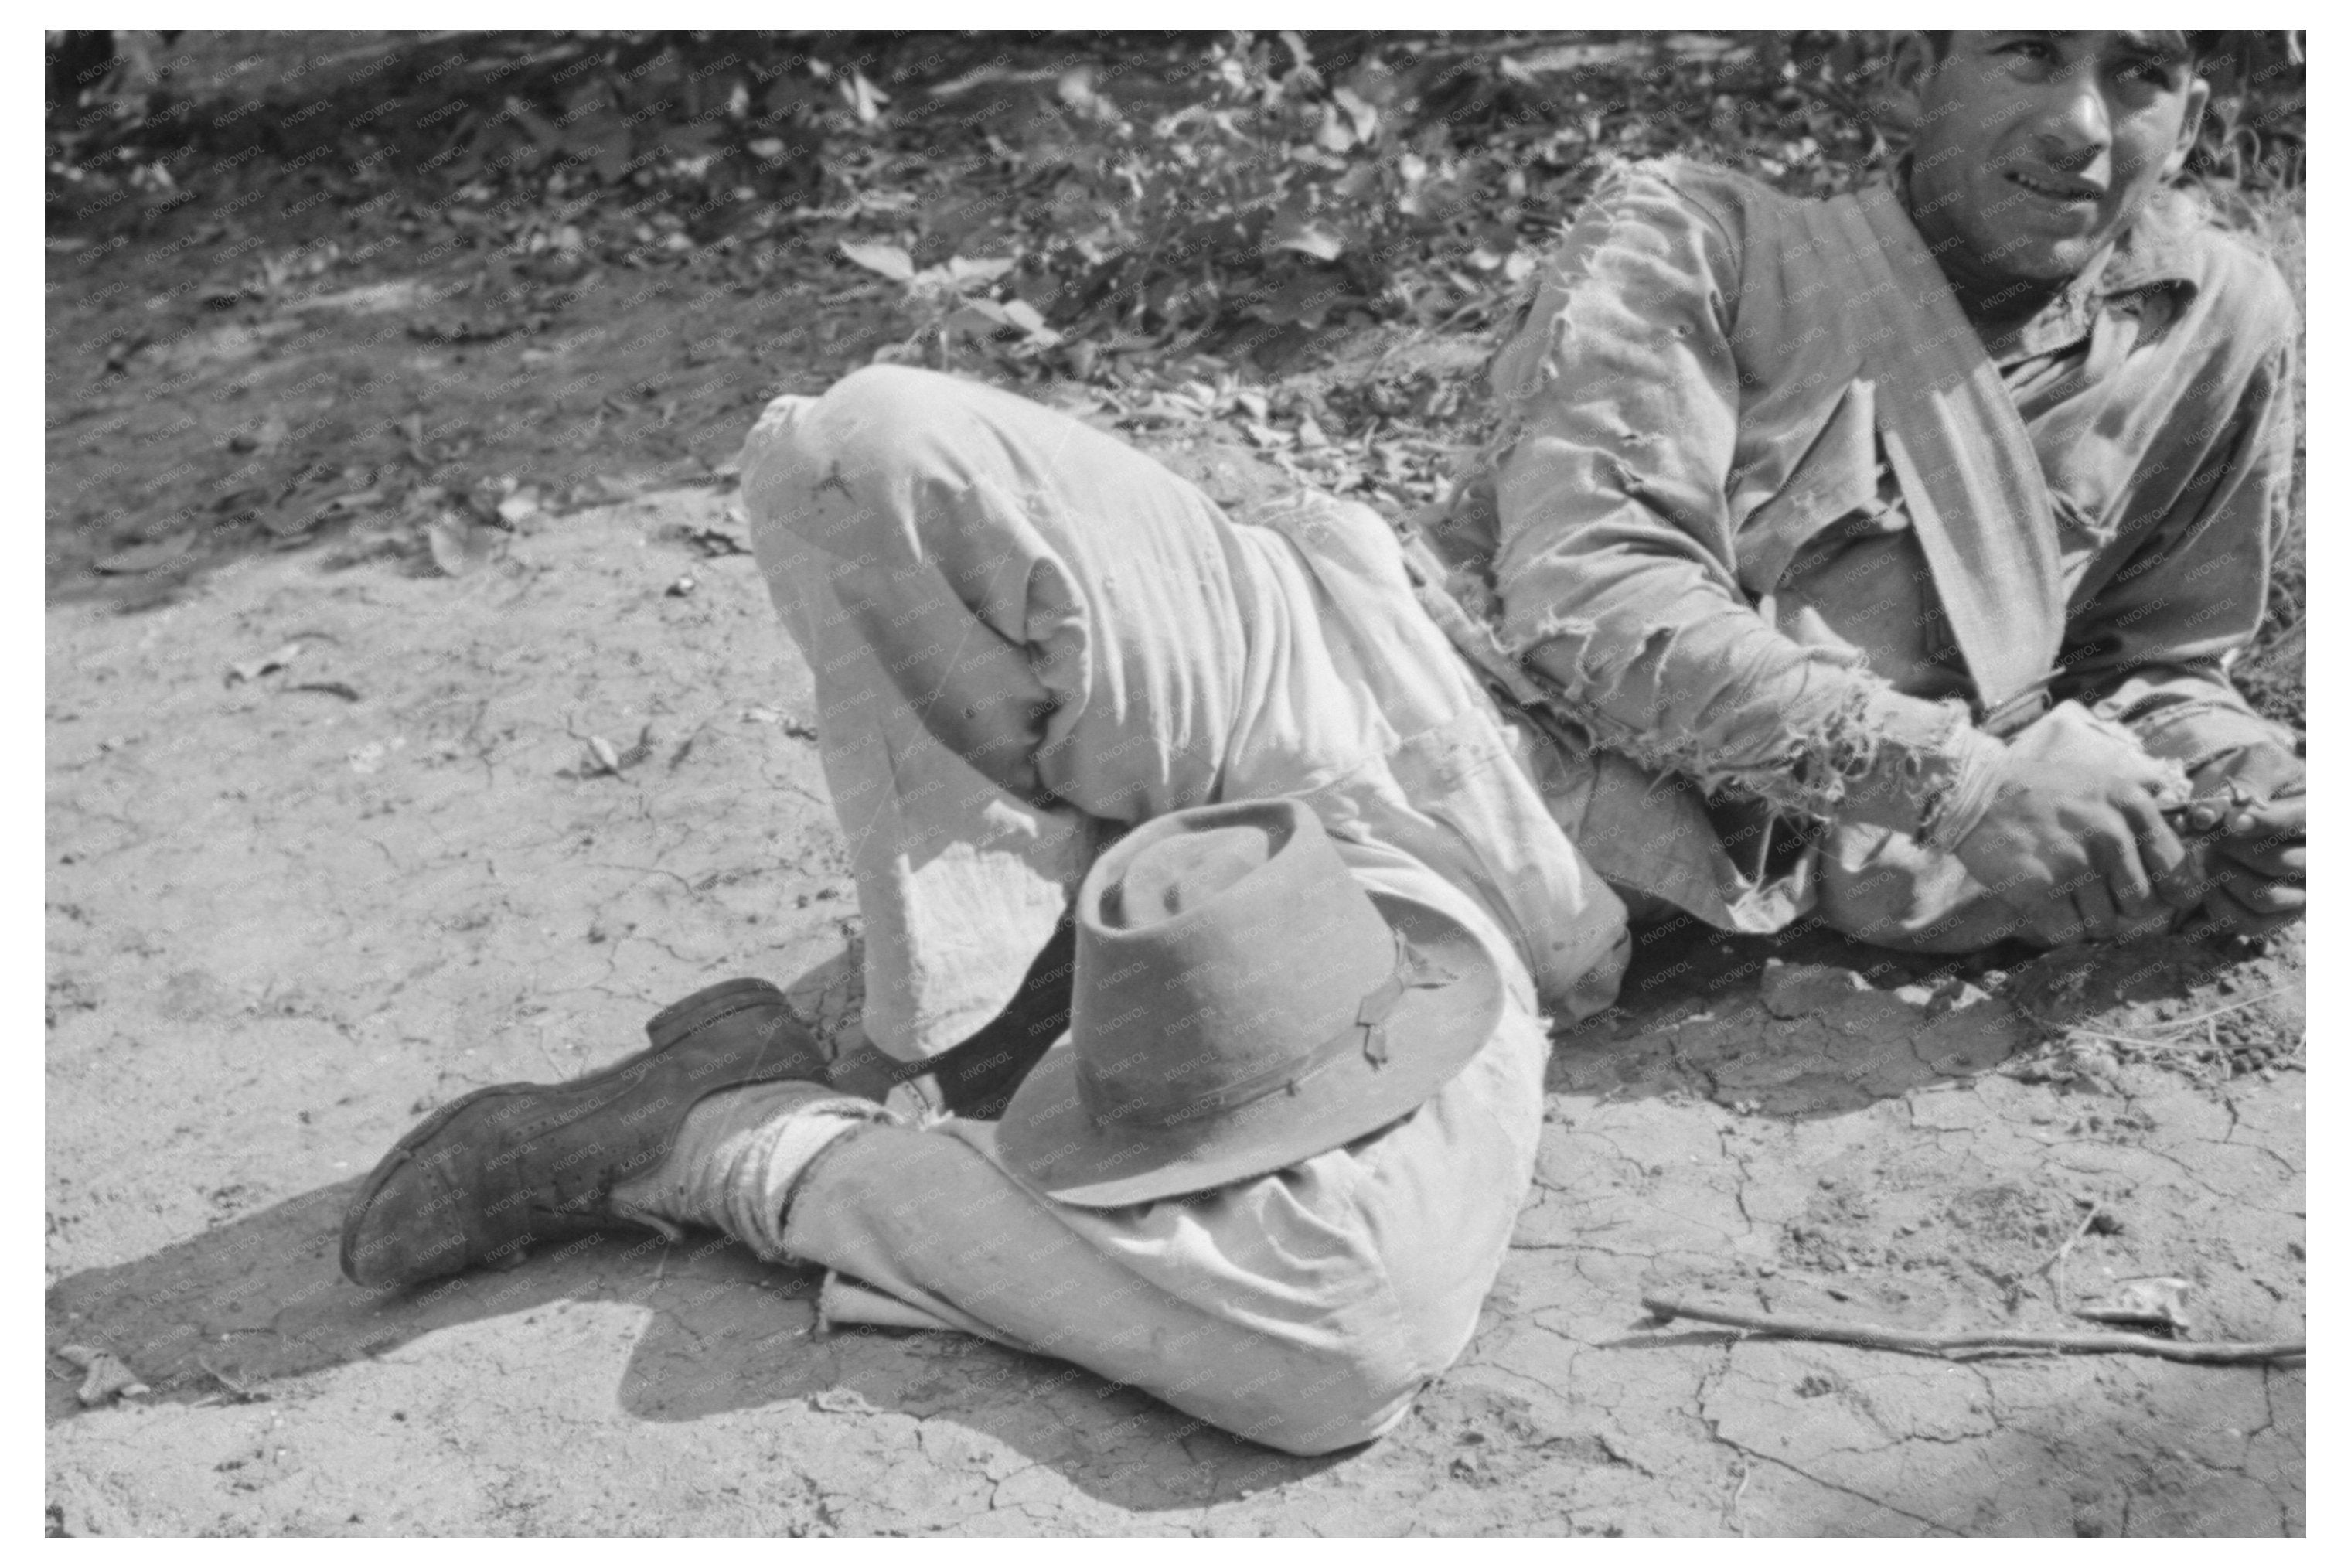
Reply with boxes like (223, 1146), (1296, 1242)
(993, 889), (1505, 1209)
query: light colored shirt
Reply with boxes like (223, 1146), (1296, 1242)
(1419, 156), (2299, 928)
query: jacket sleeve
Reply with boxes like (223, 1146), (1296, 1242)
(1486, 161), (1998, 838)
(2060, 319), (2301, 770)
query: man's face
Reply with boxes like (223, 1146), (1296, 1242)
(1898, 32), (2211, 286)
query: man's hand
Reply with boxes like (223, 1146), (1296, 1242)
(1952, 702), (2194, 945)
(2181, 742), (2306, 936)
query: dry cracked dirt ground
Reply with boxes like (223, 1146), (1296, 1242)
(46, 475), (2306, 1536)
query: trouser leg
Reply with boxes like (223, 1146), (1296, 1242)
(736, 365), (1548, 1451)
(783, 996), (1549, 1456)
(741, 364), (1311, 1055)
(743, 364), (1279, 821)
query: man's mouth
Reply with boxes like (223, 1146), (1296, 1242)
(2006, 169), (2102, 205)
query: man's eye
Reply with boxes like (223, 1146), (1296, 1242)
(2116, 60), (2177, 89)
(1996, 39), (2057, 63)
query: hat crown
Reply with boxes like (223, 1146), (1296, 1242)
(1071, 799), (1397, 1126)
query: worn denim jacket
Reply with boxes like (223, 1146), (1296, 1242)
(1415, 156), (2299, 929)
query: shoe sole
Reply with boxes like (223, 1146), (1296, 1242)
(645, 977), (789, 1051)
(340, 979), (793, 1287)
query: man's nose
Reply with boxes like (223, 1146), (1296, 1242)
(2035, 70), (2114, 165)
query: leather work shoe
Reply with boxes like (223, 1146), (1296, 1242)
(340, 978), (844, 1289)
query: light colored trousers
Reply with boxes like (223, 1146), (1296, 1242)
(735, 366), (1621, 1455)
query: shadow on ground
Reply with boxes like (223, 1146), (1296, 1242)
(1543, 907), (2269, 1115)
(1541, 914), (2037, 1115)
(44, 1172), (1344, 1512)
(43, 915), (2274, 1522)
(44, 941), (1350, 1515)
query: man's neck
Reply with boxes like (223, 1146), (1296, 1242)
(1896, 169), (2087, 352)
(1940, 264), (2071, 343)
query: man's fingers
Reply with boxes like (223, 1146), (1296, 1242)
(2113, 901), (2183, 944)
(2224, 790), (2305, 844)
(2124, 796), (2201, 908)
(2155, 836), (2220, 910)
(1971, 839), (2066, 918)
(2084, 810), (2155, 916)
(2205, 881), (2302, 938)
(2223, 835), (2307, 883)
(2234, 878), (2305, 917)
(2026, 864), (2097, 946)
(2211, 792), (2305, 882)
(2070, 877), (2124, 942)
(2028, 900), (2087, 946)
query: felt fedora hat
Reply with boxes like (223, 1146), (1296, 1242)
(995, 797), (1504, 1208)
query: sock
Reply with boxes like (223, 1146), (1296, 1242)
(609, 1081), (898, 1262)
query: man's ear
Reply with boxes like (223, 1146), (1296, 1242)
(1876, 33), (1934, 136)
(2162, 77), (2212, 180)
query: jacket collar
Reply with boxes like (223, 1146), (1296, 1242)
(1888, 165), (2203, 363)
(2096, 186), (2206, 298)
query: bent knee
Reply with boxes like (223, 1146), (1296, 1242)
(806, 364), (965, 464)
(768, 364), (969, 489)
(739, 365), (973, 558)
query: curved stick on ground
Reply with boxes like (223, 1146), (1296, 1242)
(1641, 1295), (2305, 1365)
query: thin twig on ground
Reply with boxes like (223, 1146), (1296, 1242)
(2138, 989), (2288, 1035)
(2056, 1024), (2204, 1054)
(2015, 1007), (2290, 1065)
(1641, 1295), (2303, 1365)
(2038, 1202), (2102, 1315)
(2019, 987), (2288, 1051)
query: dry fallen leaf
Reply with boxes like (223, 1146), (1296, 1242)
(92, 533), (197, 576)
(2075, 1277), (2193, 1335)
(427, 511), (502, 577)
(322, 487), (386, 516)
(684, 527), (749, 557)
(348, 741), (387, 775)
(809, 1386), (880, 1416)
(227, 642), (306, 686)
(840, 240), (915, 282)
(58, 1344), (148, 1406)
(426, 513), (474, 577)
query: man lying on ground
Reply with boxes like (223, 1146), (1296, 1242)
(1418, 28), (2304, 951)
(339, 31), (2302, 1455)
